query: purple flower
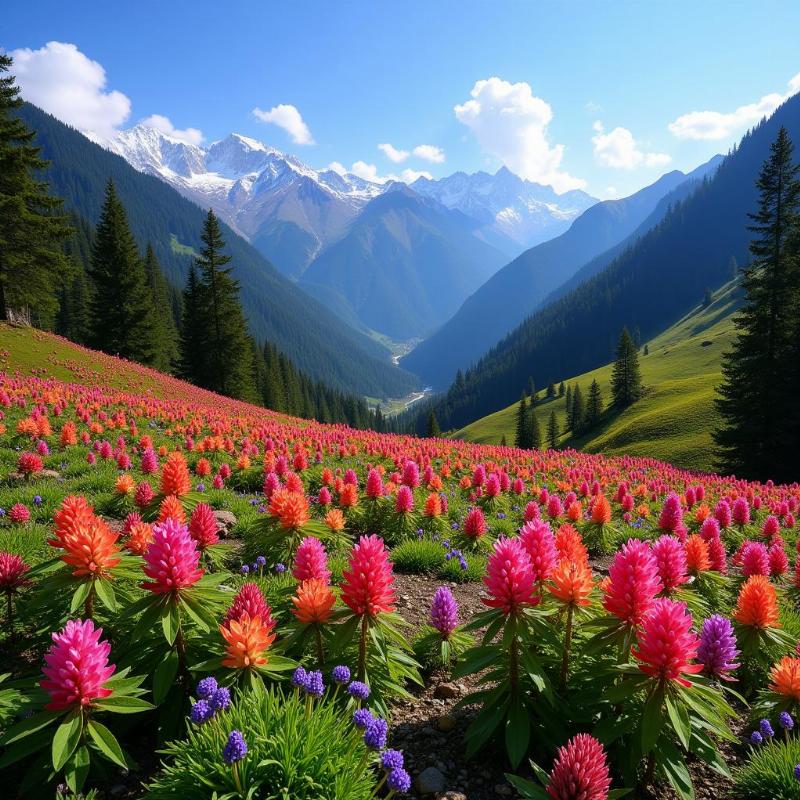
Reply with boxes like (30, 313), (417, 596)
(387, 767), (411, 792)
(256, 555), (266, 567)
(292, 666), (308, 688)
(33, 495), (42, 506)
(196, 483), (205, 493)
(223, 730), (247, 764)
(795, 764), (800, 781)
(190, 699), (213, 724)
(697, 615), (740, 678)
(364, 717), (388, 750)
(240, 564), (250, 575)
(210, 687), (231, 712)
(353, 708), (374, 729)
(780, 711), (795, 731)
(332, 665), (351, 685)
(760, 719), (775, 738)
(305, 670), (324, 697)
(275, 563), (286, 574)
(196, 677), (218, 699)
(430, 586), (459, 638)
(381, 749), (405, 771)
(347, 681), (370, 700)
(750, 731), (763, 745)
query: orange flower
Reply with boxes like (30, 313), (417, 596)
(54, 515), (121, 578)
(158, 494), (186, 523)
(60, 422), (78, 447)
(324, 508), (345, 531)
(270, 489), (310, 530)
(236, 454), (251, 471)
(769, 656), (800, 700)
(637, 503), (650, 518)
(567, 501), (583, 522)
(591, 496), (612, 525)
(339, 483), (358, 509)
(548, 560), (593, 607)
(160, 452), (191, 497)
(424, 492), (442, 518)
(53, 495), (95, 543)
(126, 521), (154, 555)
(555, 524), (589, 568)
(220, 612), (276, 669)
(685, 534), (710, 574)
(694, 504), (711, 523)
(292, 578), (336, 625)
(733, 575), (780, 629)
(115, 474), (136, 495)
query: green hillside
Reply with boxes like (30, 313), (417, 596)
(455, 279), (742, 471)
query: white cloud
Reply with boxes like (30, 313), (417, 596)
(399, 168), (433, 183)
(454, 76), (585, 192)
(342, 160), (431, 185)
(668, 72), (800, 141)
(605, 186), (619, 198)
(252, 103), (315, 145)
(326, 161), (348, 175)
(412, 144), (445, 163)
(378, 143), (409, 163)
(140, 114), (204, 146)
(10, 41), (131, 141)
(592, 122), (671, 170)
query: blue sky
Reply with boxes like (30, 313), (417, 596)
(5, 0), (800, 197)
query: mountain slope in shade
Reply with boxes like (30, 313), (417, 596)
(410, 94), (800, 433)
(19, 104), (417, 399)
(403, 156), (722, 388)
(300, 186), (509, 340)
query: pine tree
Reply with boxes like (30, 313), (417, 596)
(0, 54), (71, 325)
(643, 344), (649, 356)
(715, 127), (800, 480)
(611, 327), (642, 408)
(558, 381), (565, 397)
(500, 434), (507, 446)
(586, 379), (603, 428)
(547, 411), (559, 449)
(527, 377), (536, 404)
(570, 384), (586, 433)
(426, 410), (441, 437)
(144, 244), (180, 372)
(180, 266), (205, 382)
(514, 392), (529, 448)
(88, 180), (158, 363)
(546, 381), (556, 399)
(189, 209), (257, 400)
(565, 385), (573, 423)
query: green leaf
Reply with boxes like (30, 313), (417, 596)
(641, 684), (664, 755)
(505, 701), (530, 768)
(52, 712), (83, 772)
(161, 600), (181, 645)
(94, 578), (117, 612)
(505, 773), (550, 800)
(64, 745), (91, 793)
(665, 693), (691, 750)
(153, 649), (179, 705)
(69, 580), (92, 614)
(659, 737), (694, 800)
(93, 695), (153, 714)
(0, 710), (60, 745)
(86, 720), (127, 768)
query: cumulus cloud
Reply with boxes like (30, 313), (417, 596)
(252, 103), (315, 145)
(335, 160), (431, 184)
(378, 143), (409, 163)
(592, 122), (671, 170)
(412, 144), (445, 163)
(668, 73), (800, 141)
(140, 114), (204, 146)
(10, 41), (131, 141)
(454, 76), (585, 192)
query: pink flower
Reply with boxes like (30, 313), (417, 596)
(341, 535), (396, 617)
(769, 544), (789, 577)
(651, 535), (688, 592)
(658, 492), (685, 539)
(0, 551), (30, 593)
(464, 507), (487, 538)
(519, 520), (558, 582)
(292, 536), (331, 583)
(603, 539), (662, 627)
(141, 517), (203, 594)
(741, 542), (769, 578)
(366, 468), (384, 499)
(707, 536), (728, 574)
(224, 582), (275, 631)
(482, 537), (537, 615)
(715, 500), (732, 529)
(524, 501), (540, 522)
(546, 733), (612, 800)
(188, 503), (220, 549)
(699, 517), (720, 542)
(9, 503), (30, 523)
(135, 481), (155, 508)
(733, 498), (750, 526)
(140, 447), (158, 474)
(41, 619), (115, 711)
(402, 461), (420, 488)
(763, 515), (781, 539)
(395, 485), (414, 513)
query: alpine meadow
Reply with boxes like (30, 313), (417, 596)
(4, 5), (800, 800)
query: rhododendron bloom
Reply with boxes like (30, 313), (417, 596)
(41, 619), (115, 711)
(188, 503), (219, 549)
(546, 733), (611, 800)
(292, 536), (331, 583)
(603, 539), (662, 627)
(141, 518), (203, 594)
(224, 582), (274, 628)
(160, 452), (191, 496)
(220, 612), (276, 669)
(633, 597), (702, 686)
(770, 656), (800, 701)
(341, 535), (396, 616)
(651, 535), (688, 592)
(733, 575), (780, 629)
(548, 560), (593, 607)
(292, 578), (336, 624)
(519, 520), (558, 582)
(482, 537), (537, 615)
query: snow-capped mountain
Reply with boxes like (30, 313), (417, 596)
(107, 126), (385, 278)
(411, 167), (597, 250)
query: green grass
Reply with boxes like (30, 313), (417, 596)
(169, 233), (198, 257)
(455, 279), (743, 472)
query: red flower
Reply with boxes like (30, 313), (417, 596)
(292, 536), (331, 583)
(188, 502), (219, 549)
(482, 537), (537, 615)
(519, 519), (558, 582)
(602, 539), (662, 627)
(224, 582), (274, 629)
(546, 733), (612, 800)
(340, 535), (396, 617)
(141, 518), (203, 594)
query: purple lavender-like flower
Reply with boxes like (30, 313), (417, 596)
(196, 677), (218, 699)
(364, 717), (388, 750)
(305, 670), (324, 697)
(387, 767), (412, 793)
(381, 749), (405, 771)
(697, 615), (740, 678)
(353, 708), (374, 729)
(795, 763), (800, 781)
(292, 666), (308, 688)
(223, 730), (247, 764)
(190, 699), (213, 724)
(256, 555), (266, 568)
(240, 564), (250, 575)
(430, 586), (459, 638)
(780, 711), (795, 731)
(760, 719), (775, 738)
(210, 686), (231, 712)
(750, 731), (763, 745)
(275, 563), (286, 574)
(332, 665), (351, 684)
(347, 680), (370, 700)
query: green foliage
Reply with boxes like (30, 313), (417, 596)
(145, 685), (378, 800)
(611, 328), (642, 409)
(734, 738), (800, 800)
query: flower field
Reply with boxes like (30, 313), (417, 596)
(2, 342), (800, 799)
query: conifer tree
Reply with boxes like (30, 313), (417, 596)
(586, 379), (603, 428)
(500, 434), (507, 446)
(180, 266), (205, 382)
(546, 381), (556, 399)
(715, 127), (800, 480)
(611, 327), (642, 408)
(527, 377), (536, 404)
(558, 381), (565, 397)
(515, 392), (529, 448)
(570, 384), (586, 433)
(0, 54), (71, 325)
(565, 385), (573, 422)
(547, 411), (559, 450)
(144, 244), (180, 372)
(88, 180), (157, 363)
(426, 410), (441, 438)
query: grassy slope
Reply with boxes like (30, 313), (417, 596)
(454, 280), (742, 471)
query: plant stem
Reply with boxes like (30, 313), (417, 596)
(357, 614), (368, 682)
(643, 752), (656, 791)
(84, 583), (94, 620)
(175, 619), (189, 690)
(232, 762), (244, 797)
(560, 604), (574, 691)
(313, 625), (325, 668)
(509, 630), (519, 695)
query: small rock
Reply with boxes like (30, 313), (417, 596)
(416, 767), (447, 795)
(213, 510), (237, 536)
(434, 682), (460, 699)
(437, 714), (457, 732)
(495, 784), (513, 796)
(437, 793), (467, 800)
